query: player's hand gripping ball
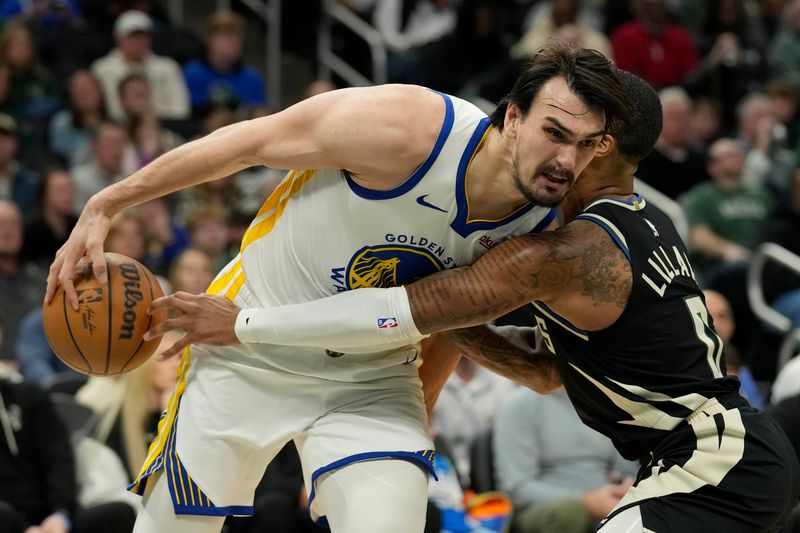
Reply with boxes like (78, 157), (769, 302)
(42, 253), (167, 376)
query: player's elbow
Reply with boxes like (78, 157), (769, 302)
(524, 366), (562, 394)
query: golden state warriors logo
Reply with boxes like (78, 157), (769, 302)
(345, 245), (444, 289)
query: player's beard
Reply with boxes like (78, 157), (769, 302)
(511, 158), (575, 207)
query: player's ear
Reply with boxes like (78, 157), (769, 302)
(594, 134), (616, 157)
(504, 104), (522, 139)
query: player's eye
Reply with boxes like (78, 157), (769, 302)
(580, 139), (597, 149)
(546, 128), (564, 140)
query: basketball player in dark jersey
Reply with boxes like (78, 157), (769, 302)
(199, 70), (799, 531)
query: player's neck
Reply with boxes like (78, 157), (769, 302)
(563, 158), (635, 221)
(465, 128), (529, 220)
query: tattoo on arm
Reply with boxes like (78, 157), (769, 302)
(576, 242), (632, 307)
(406, 221), (631, 334)
(442, 326), (560, 393)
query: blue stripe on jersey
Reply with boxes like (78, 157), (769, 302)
(345, 92), (455, 200)
(574, 214), (632, 262)
(451, 118), (538, 237)
(531, 208), (557, 233)
(308, 449), (437, 526)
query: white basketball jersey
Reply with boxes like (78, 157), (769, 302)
(206, 92), (556, 379)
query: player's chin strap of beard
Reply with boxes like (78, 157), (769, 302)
(234, 286), (426, 351)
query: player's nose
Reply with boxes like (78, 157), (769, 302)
(554, 144), (578, 171)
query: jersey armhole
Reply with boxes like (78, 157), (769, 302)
(574, 213), (632, 263)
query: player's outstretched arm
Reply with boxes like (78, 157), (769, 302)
(46, 85), (444, 308)
(227, 220), (628, 347)
(147, 221), (630, 357)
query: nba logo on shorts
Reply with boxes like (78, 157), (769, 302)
(378, 317), (399, 329)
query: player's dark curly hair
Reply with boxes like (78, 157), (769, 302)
(614, 69), (662, 164)
(490, 43), (631, 136)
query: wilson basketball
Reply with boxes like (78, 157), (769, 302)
(42, 252), (167, 376)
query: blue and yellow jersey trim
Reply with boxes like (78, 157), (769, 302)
(128, 347), (254, 516)
(451, 118), (540, 237)
(203, 169), (317, 303)
(241, 169), (317, 251)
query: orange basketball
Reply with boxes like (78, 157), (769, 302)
(42, 252), (167, 376)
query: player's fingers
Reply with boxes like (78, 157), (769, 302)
(44, 256), (64, 304)
(148, 294), (192, 314)
(88, 244), (107, 284)
(143, 317), (183, 341)
(56, 257), (79, 310)
(171, 291), (196, 301)
(158, 335), (190, 361)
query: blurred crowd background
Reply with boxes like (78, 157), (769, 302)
(0, 1), (799, 532)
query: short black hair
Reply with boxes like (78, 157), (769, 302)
(490, 43), (631, 135)
(614, 69), (662, 164)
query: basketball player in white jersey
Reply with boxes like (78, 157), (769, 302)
(46, 45), (629, 533)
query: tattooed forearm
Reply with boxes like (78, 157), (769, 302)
(406, 221), (632, 335)
(442, 326), (561, 393)
(408, 232), (578, 333)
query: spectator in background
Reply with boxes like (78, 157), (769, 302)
(49, 70), (106, 167)
(77, 333), (181, 480)
(117, 72), (153, 122)
(16, 307), (84, 386)
(418, 0), (510, 97)
(760, 0), (790, 37)
(373, 0), (457, 83)
(183, 10), (268, 120)
(684, 138), (775, 359)
(125, 111), (182, 170)
(735, 92), (796, 194)
(137, 196), (189, 277)
(21, 167), (77, 268)
(760, 169), (800, 328)
(683, 138), (775, 280)
(183, 204), (232, 272)
(168, 248), (213, 295)
(768, 0), (800, 85)
(0, 111), (38, 212)
(688, 96), (722, 152)
(0, 370), (136, 533)
(105, 209), (149, 263)
(636, 87), (709, 200)
(71, 122), (130, 212)
(685, 0), (767, 132)
(0, 199), (45, 362)
(610, 0), (698, 88)
(494, 386), (636, 533)
(0, 0), (83, 28)
(0, 20), (60, 121)
(431, 356), (513, 486)
(511, 0), (609, 60)
(91, 10), (189, 121)
(704, 289), (766, 409)
(766, 79), (800, 154)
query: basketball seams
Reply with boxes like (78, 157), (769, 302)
(118, 261), (156, 373)
(105, 254), (112, 375)
(61, 289), (93, 373)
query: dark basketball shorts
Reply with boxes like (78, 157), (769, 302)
(599, 395), (800, 533)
